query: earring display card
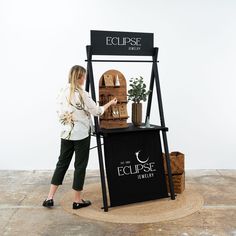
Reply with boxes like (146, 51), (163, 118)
(104, 74), (114, 87)
(112, 106), (120, 118)
(119, 104), (128, 118)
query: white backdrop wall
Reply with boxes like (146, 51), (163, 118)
(0, 0), (235, 170)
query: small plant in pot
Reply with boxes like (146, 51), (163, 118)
(128, 76), (151, 126)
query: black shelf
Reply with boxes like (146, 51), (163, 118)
(98, 123), (168, 135)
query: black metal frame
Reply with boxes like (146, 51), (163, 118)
(85, 45), (175, 212)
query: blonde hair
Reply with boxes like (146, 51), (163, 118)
(68, 65), (86, 105)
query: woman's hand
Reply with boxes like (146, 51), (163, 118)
(103, 97), (118, 112)
(110, 97), (117, 106)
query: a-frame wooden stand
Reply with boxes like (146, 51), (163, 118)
(85, 45), (175, 212)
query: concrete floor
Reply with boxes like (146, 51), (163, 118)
(0, 169), (235, 236)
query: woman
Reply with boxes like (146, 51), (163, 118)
(42, 65), (117, 209)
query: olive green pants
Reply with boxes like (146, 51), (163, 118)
(51, 136), (91, 191)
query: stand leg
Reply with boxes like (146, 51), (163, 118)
(145, 63), (155, 123)
(153, 48), (175, 200)
(86, 46), (109, 211)
(85, 63), (90, 92)
(162, 132), (175, 199)
(96, 134), (109, 212)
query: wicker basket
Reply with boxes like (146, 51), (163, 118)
(162, 151), (184, 174)
(163, 151), (185, 193)
(165, 172), (185, 194)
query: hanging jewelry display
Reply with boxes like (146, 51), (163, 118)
(99, 69), (128, 129)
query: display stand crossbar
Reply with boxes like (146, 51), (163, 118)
(85, 59), (158, 63)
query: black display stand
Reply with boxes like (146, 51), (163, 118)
(85, 30), (175, 212)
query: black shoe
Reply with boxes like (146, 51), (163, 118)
(42, 198), (54, 208)
(73, 199), (91, 209)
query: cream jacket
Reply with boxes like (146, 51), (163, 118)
(57, 85), (104, 140)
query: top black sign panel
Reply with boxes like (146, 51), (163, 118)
(91, 30), (154, 56)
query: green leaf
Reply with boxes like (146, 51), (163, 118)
(127, 76), (151, 103)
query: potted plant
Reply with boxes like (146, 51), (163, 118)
(128, 76), (151, 126)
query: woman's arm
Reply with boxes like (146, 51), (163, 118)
(82, 91), (117, 116)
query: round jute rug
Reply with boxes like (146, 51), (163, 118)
(60, 183), (204, 224)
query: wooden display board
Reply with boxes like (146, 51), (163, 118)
(99, 69), (128, 129)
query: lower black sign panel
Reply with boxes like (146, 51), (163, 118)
(103, 130), (168, 207)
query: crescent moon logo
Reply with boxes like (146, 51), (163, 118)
(135, 150), (149, 163)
